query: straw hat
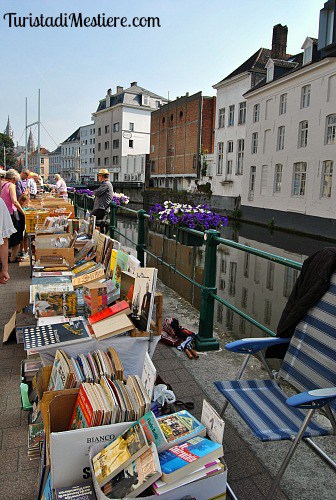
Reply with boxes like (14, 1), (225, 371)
(98, 168), (109, 175)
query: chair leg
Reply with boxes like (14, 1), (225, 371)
(267, 409), (315, 499)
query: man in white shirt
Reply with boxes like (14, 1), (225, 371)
(27, 174), (37, 198)
(0, 198), (16, 283)
(47, 174), (67, 195)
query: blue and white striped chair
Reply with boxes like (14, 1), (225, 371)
(215, 273), (336, 498)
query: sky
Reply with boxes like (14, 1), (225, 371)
(0, 0), (323, 151)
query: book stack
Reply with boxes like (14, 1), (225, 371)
(28, 422), (45, 459)
(83, 282), (108, 316)
(68, 374), (150, 429)
(91, 410), (225, 499)
(48, 347), (124, 391)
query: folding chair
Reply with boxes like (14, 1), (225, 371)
(215, 272), (336, 499)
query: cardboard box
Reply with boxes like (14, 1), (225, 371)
(48, 393), (132, 488)
(35, 247), (75, 267)
(3, 291), (34, 343)
(89, 442), (227, 500)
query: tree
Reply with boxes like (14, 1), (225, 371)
(0, 133), (16, 168)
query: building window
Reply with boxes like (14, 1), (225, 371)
(226, 160), (233, 175)
(292, 162), (307, 196)
(228, 105), (235, 126)
(104, 157), (109, 166)
(219, 279), (225, 291)
(283, 268), (299, 298)
(228, 262), (237, 296)
(225, 141), (233, 154)
(266, 261), (275, 290)
(217, 304), (223, 323)
(97, 158), (101, 166)
(277, 126), (285, 150)
(142, 95), (150, 106)
(303, 44), (312, 65)
(249, 166), (256, 200)
(260, 165), (268, 194)
(104, 125), (110, 134)
(104, 141), (109, 150)
(279, 93), (287, 115)
(238, 102), (246, 125)
(254, 258), (261, 284)
(98, 127), (101, 136)
(243, 252), (250, 278)
(226, 309), (233, 330)
(129, 122), (134, 131)
(40, 158), (44, 164)
(150, 160), (155, 172)
(266, 65), (274, 82)
(298, 120), (308, 148)
(220, 258), (227, 274)
(241, 287), (248, 309)
(218, 108), (225, 128)
(113, 139), (119, 148)
(321, 160), (333, 197)
(98, 143), (101, 152)
(264, 300), (272, 325)
(112, 155), (119, 165)
(129, 139), (134, 148)
(253, 104), (260, 123)
(301, 85), (311, 108)
(251, 132), (258, 154)
(274, 164), (283, 193)
(156, 100), (161, 108)
(325, 114), (336, 144)
(236, 139), (244, 174)
(113, 122), (119, 132)
(217, 142), (224, 175)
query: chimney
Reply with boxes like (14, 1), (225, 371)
(130, 81), (137, 87)
(107, 88), (112, 96)
(271, 24), (288, 59)
(186, 92), (189, 97)
(116, 86), (123, 93)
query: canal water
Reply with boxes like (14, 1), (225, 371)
(115, 214), (331, 341)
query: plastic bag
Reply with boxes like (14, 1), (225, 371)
(153, 384), (176, 406)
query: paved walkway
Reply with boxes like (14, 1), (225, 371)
(0, 263), (334, 499)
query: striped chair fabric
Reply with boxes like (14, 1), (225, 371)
(215, 272), (336, 441)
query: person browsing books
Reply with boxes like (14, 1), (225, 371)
(0, 198), (16, 283)
(46, 174), (67, 196)
(90, 168), (113, 226)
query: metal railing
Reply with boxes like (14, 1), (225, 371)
(69, 192), (303, 351)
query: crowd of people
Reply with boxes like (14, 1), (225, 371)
(0, 167), (68, 284)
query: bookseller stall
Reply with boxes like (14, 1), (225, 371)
(5, 208), (227, 500)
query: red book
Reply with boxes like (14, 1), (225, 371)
(68, 384), (94, 429)
(88, 300), (131, 325)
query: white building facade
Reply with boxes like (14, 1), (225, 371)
(60, 128), (81, 183)
(48, 146), (61, 178)
(92, 82), (167, 183)
(80, 123), (95, 183)
(242, 55), (336, 228)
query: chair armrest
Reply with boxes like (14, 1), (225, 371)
(225, 337), (290, 354)
(287, 388), (336, 409)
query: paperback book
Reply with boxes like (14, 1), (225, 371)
(158, 410), (206, 445)
(55, 483), (96, 500)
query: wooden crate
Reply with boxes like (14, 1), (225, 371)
(130, 292), (163, 337)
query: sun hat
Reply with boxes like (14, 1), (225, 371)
(98, 168), (109, 175)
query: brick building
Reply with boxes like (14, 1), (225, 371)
(149, 92), (216, 190)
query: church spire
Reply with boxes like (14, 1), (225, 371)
(27, 128), (35, 153)
(4, 115), (14, 140)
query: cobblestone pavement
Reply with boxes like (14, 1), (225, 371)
(0, 263), (288, 500)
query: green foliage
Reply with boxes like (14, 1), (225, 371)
(0, 133), (16, 168)
(231, 208), (241, 219)
(196, 182), (212, 195)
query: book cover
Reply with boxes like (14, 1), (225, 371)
(158, 410), (206, 445)
(92, 313), (134, 340)
(130, 268), (158, 332)
(109, 249), (118, 278)
(112, 250), (129, 289)
(96, 233), (107, 264)
(159, 435), (223, 484)
(55, 483), (96, 499)
(72, 267), (105, 288)
(69, 384), (94, 429)
(120, 271), (135, 306)
(138, 411), (167, 452)
(23, 317), (91, 351)
(88, 300), (131, 325)
(102, 443), (161, 499)
(47, 349), (74, 391)
(93, 423), (149, 487)
(35, 291), (78, 317)
(141, 352), (157, 402)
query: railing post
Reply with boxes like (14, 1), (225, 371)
(137, 209), (146, 266)
(194, 229), (220, 352)
(83, 194), (88, 217)
(73, 191), (78, 218)
(109, 202), (117, 239)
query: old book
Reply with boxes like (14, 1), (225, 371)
(102, 443), (161, 498)
(92, 313), (134, 340)
(112, 250), (129, 289)
(158, 410), (206, 446)
(72, 267), (105, 288)
(130, 268), (158, 332)
(68, 383), (95, 429)
(23, 317), (91, 352)
(34, 291), (78, 318)
(92, 423), (149, 487)
(96, 233), (107, 264)
(159, 435), (223, 484)
(88, 300), (131, 325)
(48, 349), (75, 391)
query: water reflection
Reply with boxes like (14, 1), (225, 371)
(116, 216), (331, 340)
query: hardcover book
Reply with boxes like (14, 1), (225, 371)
(159, 435), (223, 483)
(92, 423), (149, 487)
(23, 317), (91, 352)
(55, 483), (96, 499)
(112, 250), (129, 289)
(91, 313), (134, 340)
(102, 443), (161, 498)
(88, 300), (131, 325)
(34, 291), (78, 318)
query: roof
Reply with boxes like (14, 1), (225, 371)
(270, 59), (299, 69)
(62, 128), (80, 143)
(214, 48), (272, 86)
(95, 84), (166, 112)
(30, 147), (50, 156)
(50, 146), (61, 154)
